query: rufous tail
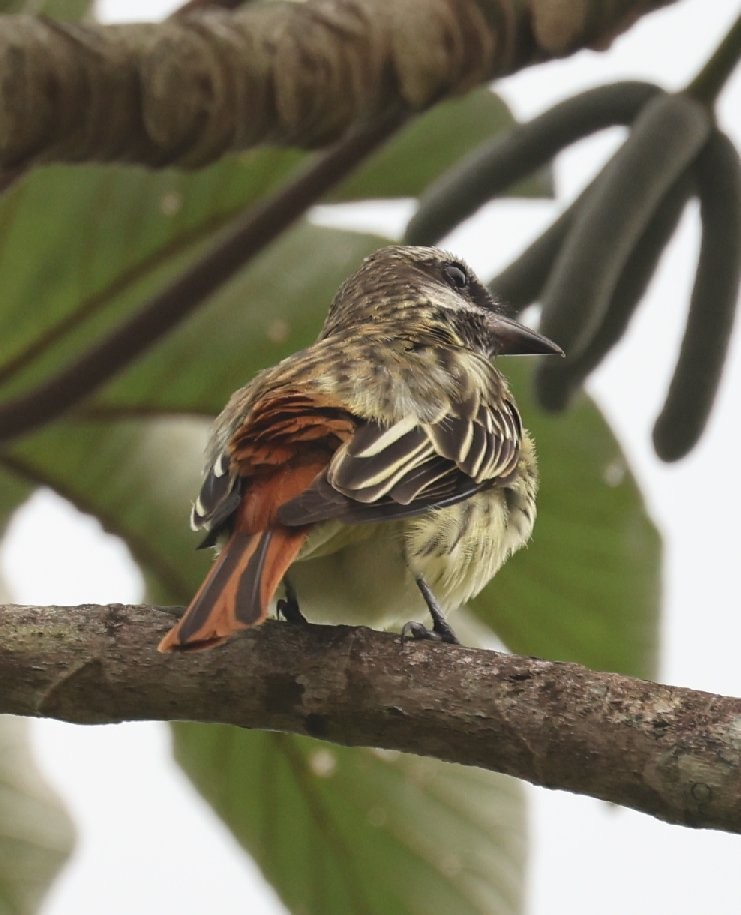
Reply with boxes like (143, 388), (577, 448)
(158, 525), (308, 652)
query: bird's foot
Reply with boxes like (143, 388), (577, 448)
(276, 579), (307, 625)
(401, 577), (460, 645)
(400, 619), (459, 644)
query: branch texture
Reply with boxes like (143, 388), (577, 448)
(2, 603), (740, 833)
(0, 0), (677, 169)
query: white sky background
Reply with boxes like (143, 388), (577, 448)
(0, 0), (739, 913)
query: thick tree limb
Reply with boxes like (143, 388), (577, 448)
(0, 0), (677, 170)
(1, 602), (740, 833)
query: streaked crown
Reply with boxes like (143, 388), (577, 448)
(320, 245), (563, 360)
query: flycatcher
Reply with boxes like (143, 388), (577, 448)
(159, 245), (562, 652)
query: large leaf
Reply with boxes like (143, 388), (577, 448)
(0, 465), (32, 536)
(2, 220), (530, 915)
(330, 89), (552, 202)
(1, 225), (389, 603)
(0, 132), (651, 913)
(4, 416), (208, 605)
(0, 153), (302, 400)
(0, 94), (547, 409)
(5, 427), (530, 915)
(39, 0), (92, 16)
(0, 559), (73, 914)
(0, 716), (76, 915)
(0, 0), (91, 15)
(470, 361), (661, 679)
(173, 726), (525, 915)
(95, 223), (389, 414)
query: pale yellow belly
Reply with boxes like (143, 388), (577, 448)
(285, 524), (424, 628)
(283, 484), (535, 630)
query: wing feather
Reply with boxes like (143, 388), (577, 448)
(278, 387), (523, 528)
(329, 426), (434, 499)
(190, 389), (356, 543)
(190, 379), (523, 537)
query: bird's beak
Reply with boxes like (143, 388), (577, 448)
(487, 313), (564, 357)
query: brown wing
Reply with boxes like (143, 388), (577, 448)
(278, 390), (522, 526)
(190, 390), (357, 545)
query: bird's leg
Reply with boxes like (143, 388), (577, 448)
(401, 576), (460, 644)
(276, 577), (307, 624)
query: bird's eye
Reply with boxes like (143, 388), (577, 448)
(442, 262), (469, 290)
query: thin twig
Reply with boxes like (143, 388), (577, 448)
(686, 11), (741, 104)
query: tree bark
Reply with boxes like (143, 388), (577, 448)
(0, 0), (677, 169)
(2, 602), (740, 834)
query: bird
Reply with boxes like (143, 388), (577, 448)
(158, 245), (563, 652)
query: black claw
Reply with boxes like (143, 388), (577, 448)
(405, 576), (460, 645)
(276, 579), (307, 624)
(400, 620), (432, 642)
(401, 620), (450, 643)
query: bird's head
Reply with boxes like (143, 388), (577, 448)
(321, 245), (564, 359)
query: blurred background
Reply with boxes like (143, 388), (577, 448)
(0, 0), (739, 913)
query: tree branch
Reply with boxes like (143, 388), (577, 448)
(2, 602), (740, 834)
(0, 0), (677, 170)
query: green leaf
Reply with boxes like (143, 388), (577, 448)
(0, 716), (76, 915)
(4, 406), (529, 915)
(0, 465), (33, 538)
(4, 416), (209, 605)
(96, 222), (388, 414)
(2, 226), (391, 603)
(1, 218), (528, 915)
(0, 577), (74, 914)
(0, 142), (648, 914)
(0, 125), (543, 415)
(330, 89), (553, 202)
(0, 0), (92, 16)
(39, 0), (92, 16)
(173, 725), (525, 915)
(0, 153), (302, 401)
(470, 361), (661, 679)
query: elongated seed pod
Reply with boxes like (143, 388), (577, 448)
(653, 129), (741, 461)
(488, 205), (575, 312)
(538, 91), (711, 359)
(488, 176), (601, 312)
(404, 81), (661, 245)
(536, 172), (693, 410)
